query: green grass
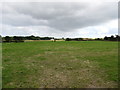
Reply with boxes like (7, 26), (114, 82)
(2, 41), (118, 88)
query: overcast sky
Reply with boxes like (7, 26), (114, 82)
(0, 1), (118, 38)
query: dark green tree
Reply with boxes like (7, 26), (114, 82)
(66, 38), (70, 41)
(5, 36), (12, 42)
(13, 36), (24, 42)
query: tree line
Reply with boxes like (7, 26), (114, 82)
(104, 35), (120, 41)
(1, 35), (54, 42)
(65, 35), (120, 41)
(0, 35), (120, 43)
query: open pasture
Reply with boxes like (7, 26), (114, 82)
(2, 41), (118, 88)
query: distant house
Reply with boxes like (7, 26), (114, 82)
(51, 39), (56, 42)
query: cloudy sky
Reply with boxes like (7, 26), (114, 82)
(0, 0), (118, 38)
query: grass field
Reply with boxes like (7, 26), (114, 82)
(2, 41), (118, 88)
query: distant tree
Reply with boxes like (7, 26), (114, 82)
(62, 37), (64, 40)
(29, 35), (36, 40)
(78, 38), (83, 41)
(66, 38), (70, 41)
(104, 36), (109, 41)
(115, 35), (120, 41)
(110, 35), (114, 38)
(13, 36), (24, 42)
(110, 35), (115, 41)
(40, 37), (53, 40)
(104, 35), (120, 41)
(0, 35), (2, 43)
(13, 36), (17, 41)
(36, 36), (40, 40)
(95, 38), (102, 41)
(5, 36), (12, 42)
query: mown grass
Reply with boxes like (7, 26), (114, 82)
(2, 41), (118, 88)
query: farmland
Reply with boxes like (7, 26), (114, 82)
(2, 41), (118, 88)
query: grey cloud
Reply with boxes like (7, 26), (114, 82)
(12, 2), (87, 20)
(1, 2), (118, 32)
(2, 2), (118, 37)
(48, 3), (117, 31)
(2, 13), (49, 26)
